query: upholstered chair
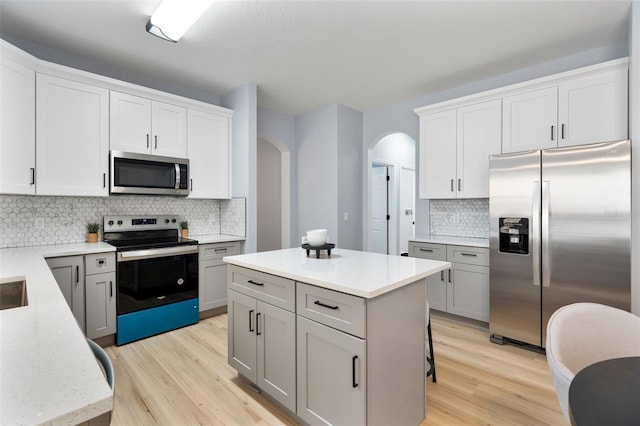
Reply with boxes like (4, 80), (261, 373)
(545, 302), (640, 421)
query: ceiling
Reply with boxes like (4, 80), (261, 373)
(0, 0), (632, 115)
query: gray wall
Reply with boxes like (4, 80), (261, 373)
(1, 34), (222, 106)
(257, 137), (282, 252)
(629, 1), (639, 316)
(222, 84), (258, 253)
(337, 104), (363, 250)
(295, 104), (339, 244)
(257, 106), (298, 247)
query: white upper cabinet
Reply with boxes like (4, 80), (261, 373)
(419, 99), (501, 199)
(456, 100), (502, 198)
(419, 109), (457, 199)
(36, 74), (109, 196)
(503, 62), (628, 153)
(502, 87), (558, 153)
(0, 49), (36, 195)
(557, 67), (628, 147)
(187, 109), (231, 199)
(110, 91), (187, 158)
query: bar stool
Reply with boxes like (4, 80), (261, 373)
(426, 301), (436, 382)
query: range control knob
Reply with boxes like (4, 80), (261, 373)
(171, 219), (177, 223)
(108, 220), (114, 226)
(117, 220), (123, 225)
(165, 219), (170, 224)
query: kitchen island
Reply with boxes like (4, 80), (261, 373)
(224, 248), (450, 425)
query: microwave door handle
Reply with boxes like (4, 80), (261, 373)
(175, 163), (181, 189)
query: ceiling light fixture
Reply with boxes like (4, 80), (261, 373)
(145, 0), (214, 43)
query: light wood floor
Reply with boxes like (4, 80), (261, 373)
(105, 313), (566, 425)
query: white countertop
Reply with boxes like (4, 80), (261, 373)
(223, 248), (450, 298)
(410, 235), (489, 248)
(0, 243), (115, 425)
(191, 234), (245, 245)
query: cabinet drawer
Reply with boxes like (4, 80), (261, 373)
(446, 246), (489, 266)
(296, 282), (366, 338)
(408, 242), (446, 261)
(199, 242), (240, 261)
(85, 252), (115, 275)
(228, 265), (295, 312)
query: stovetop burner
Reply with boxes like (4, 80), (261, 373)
(103, 215), (198, 251)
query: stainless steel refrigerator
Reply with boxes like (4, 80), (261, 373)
(489, 140), (631, 348)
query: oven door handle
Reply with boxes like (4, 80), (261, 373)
(117, 245), (198, 262)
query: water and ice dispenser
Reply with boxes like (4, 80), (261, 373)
(499, 218), (529, 255)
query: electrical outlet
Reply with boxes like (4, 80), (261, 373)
(35, 218), (45, 229)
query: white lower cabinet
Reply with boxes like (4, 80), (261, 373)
(227, 266), (296, 412)
(47, 252), (116, 338)
(47, 256), (85, 332)
(297, 316), (366, 426)
(409, 241), (489, 322)
(198, 242), (241, 312)
(85, 252), (116, 339)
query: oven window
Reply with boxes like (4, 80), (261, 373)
(117, 253), (198, 315)
(114, 157), (176, 188)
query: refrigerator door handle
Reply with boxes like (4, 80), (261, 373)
(532, 180), (541, 287)
(542, 181), (551, 287)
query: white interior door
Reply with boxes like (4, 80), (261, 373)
(399, 168), (415, 254)
(371, 165), (388, 254)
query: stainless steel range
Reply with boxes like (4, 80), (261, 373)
(103, 215), (199, 345)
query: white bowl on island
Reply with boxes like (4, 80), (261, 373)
(306, 229), (328, 247)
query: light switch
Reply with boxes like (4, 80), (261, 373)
(343, 212), (349, 222)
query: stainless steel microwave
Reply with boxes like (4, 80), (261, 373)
(110, 151), (189, 195)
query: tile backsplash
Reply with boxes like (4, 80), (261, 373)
(429, 199), (489, 238)
(0, 195), (246, 248)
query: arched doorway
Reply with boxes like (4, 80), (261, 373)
(257, 137), (291, 252)
(365, 133), (416, 255)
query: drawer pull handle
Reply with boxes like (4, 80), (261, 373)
(460, 252), (478, 257)
(256, 312), (261, 336)
(248, 279), (264, 286)
(440, 270), (444, 281)
(448, 269), (452, 283)
(249, 309), (254, 332)
(314, 300), (339, 310)
(110, 281), (113, 298)
(419, 248), (433, 252)
(215, 248), (228, 253)
(76, 265), (79, 284)
(352, 355), (359, 388)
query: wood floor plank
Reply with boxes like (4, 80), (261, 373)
(106, 312), (565, 425)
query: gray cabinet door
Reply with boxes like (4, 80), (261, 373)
(426, 269), (447, 312)
(297, 316), (366, 426)
(85, 272), (116, 339)
(47, 256), (85, 332)
(256, 300), (296, 412)
(199, 260), (227, 312)
(448, 263), (489, 321)
(227, 289), (257, 382)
